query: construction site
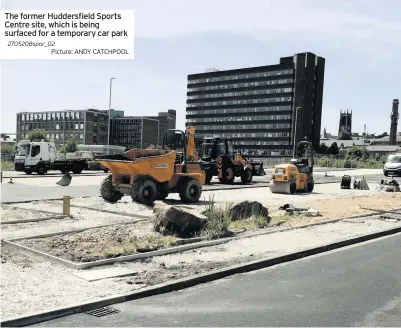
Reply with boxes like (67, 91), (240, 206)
(1, 125), (400, 325)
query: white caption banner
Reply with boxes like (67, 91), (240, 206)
(0, 10), (135, 59)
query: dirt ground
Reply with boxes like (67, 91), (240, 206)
(272, 192), (401, 228)
(10, 192), (401, 264)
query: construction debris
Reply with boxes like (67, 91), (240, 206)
(379, 178), (400, 192)
(340, 175), (352, 189)
(353, 176), (369, 190)
(228, 201), (269, 221)
(153, 201), (207, 237)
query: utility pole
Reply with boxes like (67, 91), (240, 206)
(107, 77), (115, 155)
(292, 107), (302, 158)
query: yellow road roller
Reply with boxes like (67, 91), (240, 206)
(269, 140), (314, 194)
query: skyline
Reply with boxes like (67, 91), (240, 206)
(1, 0), (400, 136)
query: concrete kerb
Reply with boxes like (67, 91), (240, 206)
(42, 200), (152, 219)
(1, 215), (73, 225)
(4, 218), (152, 242)
(4, 208), (401, 271)
(2, 227), (401, 328)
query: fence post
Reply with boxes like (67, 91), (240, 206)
(63, 195), (71, 216)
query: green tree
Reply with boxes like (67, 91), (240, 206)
(345, 146), (369, 160)
(327, 142), (339, 155)
(59, 138), (78, 153)
(0, 144), (15, 154)
(27, 130), (48, 142)
(338, 130), (353, 140)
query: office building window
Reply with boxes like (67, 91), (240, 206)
(51, 113), (55, 119)
(80, 134), (83, 139)
(56, 124), (60, 130)
(80, 123), (83, 129)
(75, 123), (79, 130)
(21, 114), (25, 121)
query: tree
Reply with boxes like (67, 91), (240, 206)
(318, 143), (328, 154)
(338, 129), (353, 140)
(376, 132), (388, 138)
(27, 130), (48, 142)
(345, 146), (369, 160)
(0, 144), (15, 154)
(327, 142), (339, 155)
(59, 138), (78, 153)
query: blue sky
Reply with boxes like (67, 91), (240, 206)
(1, 0), (400, 136)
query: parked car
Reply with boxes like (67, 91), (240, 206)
(383, 153), (401, 176)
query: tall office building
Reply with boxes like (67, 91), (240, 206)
(16, 108), (109, 145)
(146, 109), (176, 146)
(186, 52), (325, 157)
(110, 117), (159, 150)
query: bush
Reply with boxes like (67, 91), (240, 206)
(59, 138), (78, 153)
(1, 161), (14, 171)
(202, 196), (232, 239)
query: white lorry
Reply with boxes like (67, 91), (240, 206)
(14, 140), (89, 175)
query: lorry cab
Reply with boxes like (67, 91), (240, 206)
(15, 140), (55, 174)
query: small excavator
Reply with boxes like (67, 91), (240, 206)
(269, 139), (315, 194)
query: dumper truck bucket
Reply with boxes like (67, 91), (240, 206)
(56, 172), (72, 186)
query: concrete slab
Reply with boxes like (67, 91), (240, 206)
(73, 267), (138, 282)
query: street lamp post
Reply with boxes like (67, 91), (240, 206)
(107, 77), (115, 155)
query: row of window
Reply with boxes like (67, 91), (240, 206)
(188, 69), (294, 84)
(187, 105), (292, 116)
(235, 140), (290, 146)
(240, 149), (292, 156)
(197, 132), (290, 138)
(187, 79), (294, 92)
(187, 114), (291, 123)
(21, 112), (83, 121)
(20, 123), (85, 130)
(196, 123), (291, 130)
(19, 133), (84, 140)
(187, 88), (293, 100)
(187, 97), (292, 108)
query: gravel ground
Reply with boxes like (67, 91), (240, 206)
(1, 204), (152, 241)
(1, 206), (56, 222)
(1, 215), (401, 320)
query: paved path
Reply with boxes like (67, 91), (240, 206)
(31, 233), (401, 327)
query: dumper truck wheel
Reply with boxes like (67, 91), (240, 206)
(180, 178), (202, 203)
(222, 167), (235, 184)
(100, 176), (123, 203)
(132, 179), (158, 206)
(241, 168), (253, 184)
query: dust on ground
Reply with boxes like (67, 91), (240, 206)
(273, 192), (401, 228)
(0, 206), (56, 222)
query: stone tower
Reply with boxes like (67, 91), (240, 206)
(338, 109), (352, 135)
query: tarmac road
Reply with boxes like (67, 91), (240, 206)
(0, 173), (397, 203)
(30, 233), (401, 327)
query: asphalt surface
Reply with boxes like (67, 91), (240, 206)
(30, 233), (401, 327)
(1, 173), (395, 203)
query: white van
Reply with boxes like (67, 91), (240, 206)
(383, 153), (401, 176)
